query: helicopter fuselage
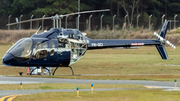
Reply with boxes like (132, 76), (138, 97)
(2, 23), (169, 67)
(3, 28), (88, 67)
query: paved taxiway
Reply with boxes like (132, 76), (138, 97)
(0, 76), (176, 86)
(0, 76), (178, 98)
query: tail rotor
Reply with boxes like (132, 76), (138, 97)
(153, 20), (176, 60)
(154, 32), (176, 49)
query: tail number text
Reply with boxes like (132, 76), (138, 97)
(91, 43), (103, 47)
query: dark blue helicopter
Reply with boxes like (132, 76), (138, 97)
(2, 10), (175, 75)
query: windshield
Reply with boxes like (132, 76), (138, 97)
(8, 38), (33, 59)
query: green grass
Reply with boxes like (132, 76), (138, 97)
(71, 46), (180, 75)
(0, 83), (143, 90)
(15, 89), (180, 101)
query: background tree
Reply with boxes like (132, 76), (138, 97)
(1, 0), (180, 30)
(119, 0), (140, 28)
(0, 0), (13, 16)
(9, 0), (90, 18)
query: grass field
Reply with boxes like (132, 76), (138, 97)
(0, 31), (180, 101)
(0, 83), (143, 90)
(0, 45), (180, 81)
(15, 89), (180, 101)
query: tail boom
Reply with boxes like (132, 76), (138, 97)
(86, 20), (174, 60)
(87, 39), (161, 50)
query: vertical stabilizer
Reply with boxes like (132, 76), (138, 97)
(159, 20), (169, 38)
(155, 20), (169, 60)
(156, 44), (168, 59)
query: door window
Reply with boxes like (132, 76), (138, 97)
(49, 41), (55, 56)
(33, 42), (48, 59)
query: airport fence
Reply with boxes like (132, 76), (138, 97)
(1, 14), (180, 31)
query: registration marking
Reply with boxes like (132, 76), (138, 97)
(91, 43), (103, 47)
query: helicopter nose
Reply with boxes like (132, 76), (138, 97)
(2, 53), (14, 66)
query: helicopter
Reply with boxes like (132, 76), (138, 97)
(2, 9), (176, 76)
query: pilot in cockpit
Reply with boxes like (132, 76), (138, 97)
(34, 42), (48, 59)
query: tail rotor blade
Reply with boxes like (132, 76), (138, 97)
(154, 32), (176, 49)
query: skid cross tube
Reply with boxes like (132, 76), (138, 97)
(52, 67), (58, 75)
(44, 67), (51, 75)
(29, 67), (38, 75)
(69, 66), (74, 75)
(52, 66), (74, 75)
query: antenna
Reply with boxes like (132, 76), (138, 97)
(35, 26), (42, 34)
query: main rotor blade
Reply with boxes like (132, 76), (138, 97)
(7, 9), (110, 26)
(64, 9), (110, 17)
(7, 17), (52, 26)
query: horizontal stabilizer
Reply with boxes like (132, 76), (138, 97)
(156, 44), (168, 59)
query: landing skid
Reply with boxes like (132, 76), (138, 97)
(52, 66), (74, 76)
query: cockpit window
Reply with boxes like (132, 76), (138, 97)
(6, 38), (24, 54)
(8, 38), (33, 59)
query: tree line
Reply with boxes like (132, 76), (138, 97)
(0, 0), (180, 30)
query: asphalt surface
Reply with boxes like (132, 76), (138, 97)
(0, 76), (176, 86)
(0, 76), (178, 97)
